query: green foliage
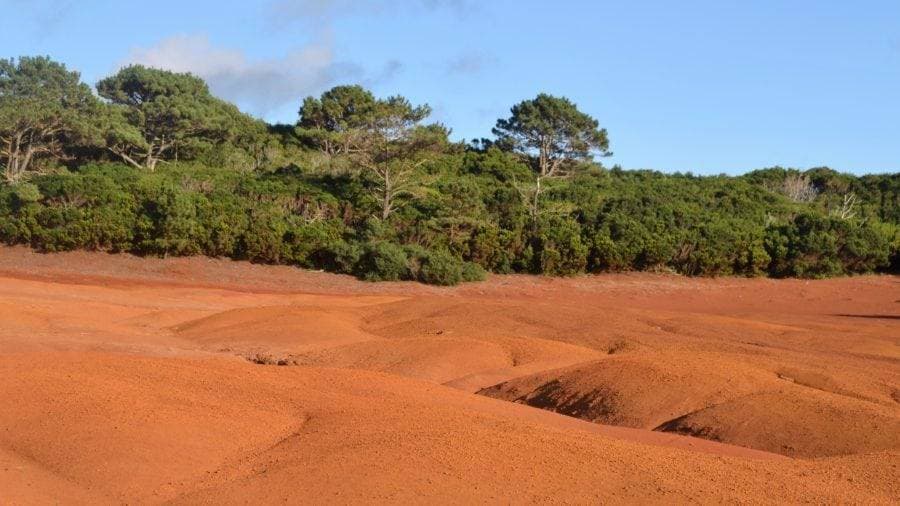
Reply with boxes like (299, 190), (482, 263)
(460, 261), (487, 282)
(533, 216), (588, 275)
(297, 85), (378, 156)
(403, 244), (485, 285)
(325, 241), (363, 274)
(0, 56), (99, 182)
(765, 213), (891, 278)
(12, 182), (41, 203)
(1, 159), (896, 284)
(298, 85), (443, 220)
(0, 55), (897, 285)
(357, 241), (409, 281)
(419, 251), (462, 285)
(96, 65), (263, 171)
(493, 93), (610, 177)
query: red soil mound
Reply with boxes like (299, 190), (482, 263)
(2, 353), (897, 504)
(0, 246), (897, 503)
(481, 351), (900, 457)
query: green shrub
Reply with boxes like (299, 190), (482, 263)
(419, 249), (464, 285)
(284, 219), (345, 267)
(12, 183), (41, 203)
(357, 241), (409, 281)
(764, 213), (890, 278)
(460, 261), (487, 282)
(241, 210), (288, 263)
(534, 216), (588, 275)
(324, 241), (363, 274)
(0, 158), (895, 284)
(197, 195), (248, 257)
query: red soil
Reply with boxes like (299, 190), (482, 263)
(0, 246), (897, 503)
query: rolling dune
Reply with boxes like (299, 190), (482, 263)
(0, 246), (897, 503)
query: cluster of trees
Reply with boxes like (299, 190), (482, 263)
(1, 56), (897, 284)
(1, 57), (279, 180)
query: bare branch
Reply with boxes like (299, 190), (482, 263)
(778, 173), (819, 203)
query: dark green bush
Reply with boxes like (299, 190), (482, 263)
(241, 209), (288, 263)
(460, 261), (487, 282)
(765, 213), (890, 278)
(534, 216), (588, 276)
(284, 219), (344, 267)
(324, 241), (363, 275)
(419, 249), (464, 286)
(356, 241), (409, 281)
(0, 160), (896, 285)
(12, 183), (41, 203)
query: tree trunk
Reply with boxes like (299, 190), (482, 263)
(20, 146), (35, 175)
(530, 176), (544, 233)
(6, 133), (23, 182)
(108, 147), (144, 170)
(381, 168), (392, 220)
(539, 136), (550, 177)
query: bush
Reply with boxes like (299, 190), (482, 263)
(134, 179), (205, 256)
(534, 216), (588, 275)
(764, 213), (890, 277)
(461, 261), (487, 282)
(197, 195), (249, 257)
(283, 219), (345, 267)
(241, 210), (288, 263)
(419, 249), (464, 286)
(356, 241), (409, 281)
(12, 183), (41, 204)
(402, 245), (484, 285)
(0, 159), (895, 284)
(324, 241), (363, 274)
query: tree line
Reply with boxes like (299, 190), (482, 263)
(1, 56), (897, 284)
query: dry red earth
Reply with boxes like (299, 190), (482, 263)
(0, 245), (897, 503)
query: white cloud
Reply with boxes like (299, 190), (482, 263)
(124, 34), (361, 118)
(119, 0), (472, 119)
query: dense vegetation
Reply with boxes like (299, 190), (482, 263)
(1, 56), (897, 284)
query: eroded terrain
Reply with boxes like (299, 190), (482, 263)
(0, 247), (897, 503)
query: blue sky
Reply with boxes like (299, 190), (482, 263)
(2, 0), (898, 174)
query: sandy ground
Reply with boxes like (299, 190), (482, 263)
(0, 246), (897, 504)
